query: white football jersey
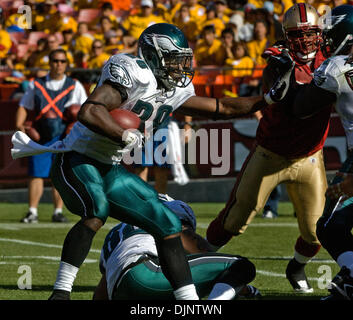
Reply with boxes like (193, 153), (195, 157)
(99, 223), (158, 300)
(314, 55), (353, 149)
(62, 53), (195, 164)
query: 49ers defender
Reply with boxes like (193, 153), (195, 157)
(206, 3), (333, 293)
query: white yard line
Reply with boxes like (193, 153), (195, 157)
(0, 237), (101, 253)
(1, 255), (97, 263)
(0, 223), (117, 230)
(197, 222), (297, 229)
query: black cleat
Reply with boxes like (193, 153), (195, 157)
(20, 211), (38, 223)
(285, 258), (313, 293)
(52, 213), (69, 223)
(328, 266), (353, 300)
(48, 289), (71, 300)
(238, 285), (262, 299)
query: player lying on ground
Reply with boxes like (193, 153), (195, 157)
(93, 194), (260, 300)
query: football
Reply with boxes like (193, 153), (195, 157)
(110, 109), (141, 130)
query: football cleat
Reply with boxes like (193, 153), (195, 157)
(238, 285), (262, 299)
(328, 266), (353, 300)
(48, 289), (71, 300)
(262, 209), (278, 219)
(52, 213), (69, 223)
(285, 258), (314, 293)
(20, 211), (38, 223)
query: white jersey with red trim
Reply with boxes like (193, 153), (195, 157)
(314, 55), (353, 149)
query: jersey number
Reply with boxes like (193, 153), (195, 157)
(132, 100), (173, 129)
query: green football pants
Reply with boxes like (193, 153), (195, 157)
(113, 253), (244, 300)
(50, 152), (181, 238)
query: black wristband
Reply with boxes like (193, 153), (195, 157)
(213, 98), (220, 121)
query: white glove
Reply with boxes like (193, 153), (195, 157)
(122, 129), (144, 150)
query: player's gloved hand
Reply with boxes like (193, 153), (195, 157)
(264, 50), (295, 104)
(122, 129), (145, 150)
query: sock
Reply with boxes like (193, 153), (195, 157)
(61, 221), (96, 268)
(294, 251), (312, 264)
(208, 283), (236, 300)
(53, 208), (63, 215)
(294, 236), (321, 264)
(173, 284), (199, 300)
(155, 236), (194, 289)
(337, 251), (353, 277)
(53, 261), (79, 292)
(29, 207), (38, 216)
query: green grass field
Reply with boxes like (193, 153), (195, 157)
(0, 201), (339, 300)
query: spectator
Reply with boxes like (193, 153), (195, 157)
(227, 13), (245, 42)
(34, 34), (74, 70)
(165, 0), (183, 23)
(201, 4), (226, 39)
(90, 2), (120, 30)
(173, 4), (199, 43)
(272, 0), (286, 18)
(224, 39), (254, 79)
(152, 0), (169, 19)
(34, 0), (59, 33)
(61, 29), (76, 60)
(27, 37), (50, 77)
(262, 2), (285, 44)
(15, 49), (88, 223)
(185, 0), (206, 24)
(214, 0), (230, 25)
(121, 0), (166, 41)
(5, 1), (32, 32)
(56, 3), (78, 33)
(194, 25), (225, 67)
(246, 19), (270, 67)
(0, 16), (12, 65)
(104, 29), (125, 55)
(72, 22), (95, 55)
(95, 16), (114, 42)
(5, 51), (27, 83)
(240, 5), (257, 42)
(87, 39), (110, 69)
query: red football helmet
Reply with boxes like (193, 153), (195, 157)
(283, 3), (322, 62)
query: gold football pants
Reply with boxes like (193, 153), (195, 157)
(223, 145), (327, 245)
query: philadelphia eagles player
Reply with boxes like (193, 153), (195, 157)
(11, 23), (292, 300)
(93, 194), (259, 300)
(271, 5), (353, 300)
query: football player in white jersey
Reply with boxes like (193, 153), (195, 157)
(271, 5), (353, 300)
(11, 23), (291, 300)
(93, 194), (259, 300)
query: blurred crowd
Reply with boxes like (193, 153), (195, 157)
(0, 0), (352, 91)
